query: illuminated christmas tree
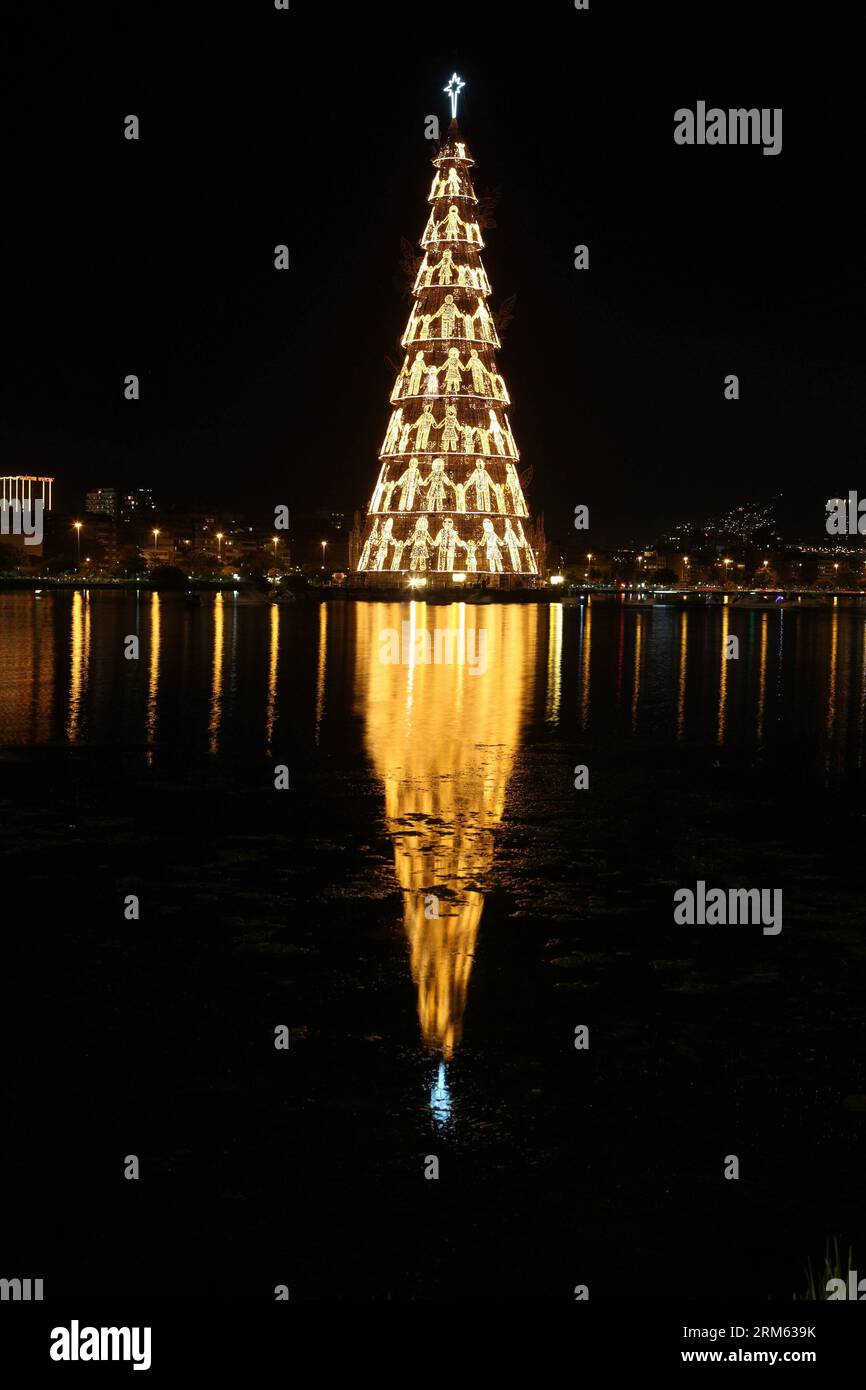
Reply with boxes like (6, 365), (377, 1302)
(352, 76), (538, 586)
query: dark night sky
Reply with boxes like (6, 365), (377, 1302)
(3, 4), (865, 543)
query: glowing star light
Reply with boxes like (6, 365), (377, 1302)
(444, 73), (465, 120)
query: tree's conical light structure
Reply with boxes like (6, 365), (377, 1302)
(352, 111), (538, 585)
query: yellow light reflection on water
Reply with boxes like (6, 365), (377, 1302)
(66, 590), (91, 742)
(859, 622), (866, 768)
(826, 606), (838, 753)
(545, 601), (563, 724)
(0, 594), (55, 744)
(146, 592), (160, 761)
(266, 601), (279, 753)
(717, 605), (729, 745)
(631, 609), (643, 733)
(756, 611), (768, 744)
(676, 610), (688, 740)
(315, 601), (327, 744)
(356, 602), (536, 1060)
(824, 607), (852, 771)
(209, 592), (224, 754)
(579, 599), (592, 731)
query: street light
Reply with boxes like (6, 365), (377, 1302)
(216, 531), (223, 558)
(321, 540), (327, 568)
(587, 551), (593, 581)
(152, 527), (160, 551)
(272, 536), (279, 559)
(73, 521), (82, 565)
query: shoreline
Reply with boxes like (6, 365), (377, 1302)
(2, 578), (866, 608)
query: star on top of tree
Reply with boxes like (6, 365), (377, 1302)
(444, 73), (465, 120)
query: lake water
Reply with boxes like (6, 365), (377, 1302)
(2, 590), (865, 1299)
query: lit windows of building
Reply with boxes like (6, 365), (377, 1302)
(120, 488), (156, 523)
(85, 487), (118, 518)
